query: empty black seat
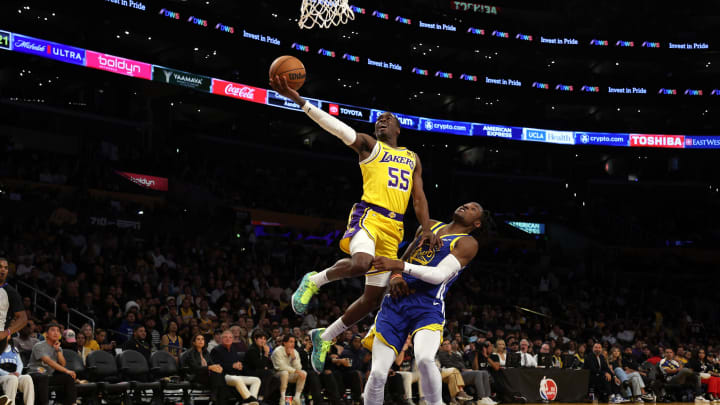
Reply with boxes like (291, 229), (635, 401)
(116, 349), (162, 405)
(85, 350), (131, 403)
(150, 350), (192, 403)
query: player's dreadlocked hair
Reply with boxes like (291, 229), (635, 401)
(469, 205), (495, 242)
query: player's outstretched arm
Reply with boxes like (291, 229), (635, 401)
(269, 75), (375, 156)
(373, 236), (478, 285)
(410, 156), (441, 250)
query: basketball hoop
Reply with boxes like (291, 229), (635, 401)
(298, 0), (355, 29)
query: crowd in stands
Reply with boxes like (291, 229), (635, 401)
(0, 185), (715, 404)
(0, 143), (717, 405)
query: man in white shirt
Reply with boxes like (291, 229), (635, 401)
(271, 335), (307, 405)
(517, 339), (537, 367)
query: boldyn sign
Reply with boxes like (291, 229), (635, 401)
(12, 33), (86, 65)
(86, 50), (151, 79)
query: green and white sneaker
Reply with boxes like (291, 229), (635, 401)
(310, 328), (332, 373)
(291, 271), (319, 315)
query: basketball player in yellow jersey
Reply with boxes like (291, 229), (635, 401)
(270, 75), (441, 372)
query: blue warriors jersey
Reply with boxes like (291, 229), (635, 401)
(402, 221), (468, 310)
(362, 222), (469, 354)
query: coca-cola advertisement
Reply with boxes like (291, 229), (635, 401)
(211, 79), (267, 104)
(115, 171), (169, 191)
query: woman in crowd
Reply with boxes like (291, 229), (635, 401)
(183, 334), (234, 405)
(494, 339), (507, 367)
(80, 323), (99, 358)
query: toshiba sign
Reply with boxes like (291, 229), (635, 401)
(629, 134), (685, 148)
(211, 79), (267, 104)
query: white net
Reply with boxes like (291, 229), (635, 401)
(298, 0), (355, 29)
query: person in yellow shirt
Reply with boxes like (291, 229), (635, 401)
(270, 75), (440, 373)
(80, 324), (100, 351)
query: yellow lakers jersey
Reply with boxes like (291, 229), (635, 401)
(359, 141), (417, 214)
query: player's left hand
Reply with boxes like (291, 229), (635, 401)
(270, 75), (301, 104)
(419, 230), (442, 250)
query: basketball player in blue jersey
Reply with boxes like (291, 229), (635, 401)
(360, 202), (490, 405)
(270, 76), (441, 372)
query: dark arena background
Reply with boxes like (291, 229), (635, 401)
(0, 1), (719, 404)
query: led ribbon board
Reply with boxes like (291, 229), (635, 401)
(5, 29), (720, 150)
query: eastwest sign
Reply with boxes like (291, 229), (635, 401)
(152, 66), (211, 92)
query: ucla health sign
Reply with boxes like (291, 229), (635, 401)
(12, 33), (85, 65)
(522, 128), (573, 144)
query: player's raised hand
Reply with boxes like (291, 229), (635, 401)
(419, 229), (442, 250)
(269, 75), (301, 104)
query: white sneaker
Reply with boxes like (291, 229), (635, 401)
(635, 398), (644, 403)
(696, 396), (711, 403)
(479, 397), (497, 405)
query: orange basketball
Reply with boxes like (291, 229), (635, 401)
(269, 55), (306, 90)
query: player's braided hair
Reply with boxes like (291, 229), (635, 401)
(469, 206), (495, 242)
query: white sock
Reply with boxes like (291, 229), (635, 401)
(321, 318), (348, 341)
(309, 269), (330, 288)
